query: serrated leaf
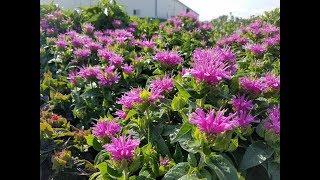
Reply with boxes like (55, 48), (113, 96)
(239, 141), (274, 171)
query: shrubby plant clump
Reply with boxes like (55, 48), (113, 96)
(40, 1), (279, 180)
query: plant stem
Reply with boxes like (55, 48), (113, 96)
(122, 168), (129, 180)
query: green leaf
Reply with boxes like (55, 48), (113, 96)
(255, 123), (266, 137)
(171, 123), (192, 143)
(205, 153), (238, 180)
(227, 138), (238, 152)
(150, 126), (171, 157)
(178, 174), (205, 180)
(267, 162), (280, 180)
(86, 134), (103, 151)
(94, 150), (109, 165)
(179, 140), (202, 154)
(173, 144), (184, 163)
(239, 141), (274, 171)
(129, 155), (142, 174)
(174, 80), (191, 100)
(197, 168), (216, 180)
(97, 162), (108, 175)
(171, 95), (187, 111)
(162, 162), (190, 180)
(126, 109), (138, 120)
(187, 153), (198, 167)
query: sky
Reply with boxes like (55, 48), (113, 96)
(178, 0), (280, 21)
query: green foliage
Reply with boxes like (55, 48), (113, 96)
(40, 2), (280, 179)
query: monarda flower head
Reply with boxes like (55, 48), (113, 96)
(97, 49), (124, 66)
(178, 11), (199, 21)
(189, 48), (235, 85)
(117, 88), (143, 109)
(239, 76), (266, 94)
(77, 66), (101, 79)
(262, 73), (280, 92)
(122, 64), (134, 75)
(231, 95), (254, 112)
(150, 76), (174, 94)
(92, 120), (121, 139)
(95, 66), (120, 87)
(136, 40), (156, 49)
(82, 23), (95, 34)
(263, 34), (280, 47)
(115, 110), (127, 120)
(85, 41), (102, 52)
(244, 43), (267, 55)
(67, 70), (79, 85)
(233, 110), (256, 127)
(55, 39), (67, 49)
(197, 21), (213, 31)
(103, 135), (140, 161)
(189, 108), (236, 135)
(112, 19), (123, 28)
(264, 105), (280, 135)
(74, 48), (91, 59)
(154, 51), (183, 66)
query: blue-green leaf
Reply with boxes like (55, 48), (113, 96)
(205, 153), (238, 180)
(239, 141), (274, 171)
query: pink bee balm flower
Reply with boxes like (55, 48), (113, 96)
(244, 43), (267, 55)
(97, 49), (123, 66)
(67, 70), (79, 85)
(82, 23), (95, 34)
(263, 34), (280, 47)
(154, 51), (183, 66)
(122, 64), (134, 75)
(262, 73), (280, 91)
(264, 106), (280, 135)
(95, 67), (120, 87)
(56, 40), (67, 49)
(92, 120), (121, 139)
(103, 136), (140, 161)
(190, 48), (235, 85)
(233, 111), (256, 127)
(117, 88), (143, 109)
(85, 42), (102, 52)
(197, 21), (213, 31)
(189, 108), (236, 135)
(150, 76), (174, 94)
(98, 49), (117, 61)
(239, 77), (266, 94)
(115, 110), (127, 119)
(74, 48), (91, 59)
(112, 19), (123, 28)
(231, 95), (254, 112)
(159, 156), (171, 166)
(109, 54), (124, 67)
(77, 66), (100, 79)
